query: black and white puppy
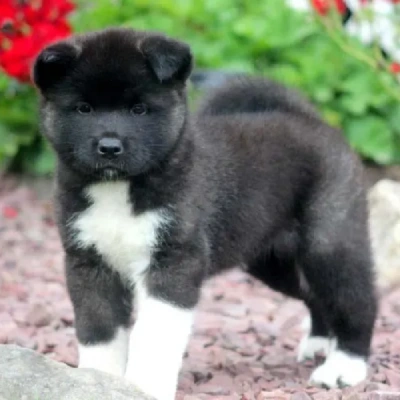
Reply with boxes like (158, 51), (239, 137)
(32, 28), (377, 400)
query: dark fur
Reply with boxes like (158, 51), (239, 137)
(33, 28), (377, 364)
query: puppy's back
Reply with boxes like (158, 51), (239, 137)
(196, 76), (319, 120)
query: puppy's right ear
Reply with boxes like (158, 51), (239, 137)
(141, 35), (193, 83)
(32, 42), (78, 92)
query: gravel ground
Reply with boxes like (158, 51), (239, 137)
(1, 179), (400, 400)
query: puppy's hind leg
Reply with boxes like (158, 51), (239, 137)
(297, 300), (335, 362)
(247, 245), (334, 362)
(300, 235), (377, 388)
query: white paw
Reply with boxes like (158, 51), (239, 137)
(297, 335), (336, 362)
(78, 327), (129, 376)
(309, 350), (368, 388)
(125, 294), (194, 400)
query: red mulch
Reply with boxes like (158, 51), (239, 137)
(1, 182), (400, 400)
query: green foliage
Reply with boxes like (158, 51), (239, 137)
(0, 75), (41, 174)
(1, 0), (399, 175)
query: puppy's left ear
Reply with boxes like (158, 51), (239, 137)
(141, 35), (193, 83)
(32, 41), (79, 93)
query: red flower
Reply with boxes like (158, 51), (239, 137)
(390, 62), (400, 74)
(22, 0), (75, 24)
(0, 0), (75, 83)
(0, 2), (23, 40)
(1, 20), (72, 81)
(312, 0), (347, 15)
(0, 2), (16, 27)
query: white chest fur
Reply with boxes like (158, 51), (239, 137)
(71, 181), (167, 283)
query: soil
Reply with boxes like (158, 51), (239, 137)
(1, 173), (400, 400)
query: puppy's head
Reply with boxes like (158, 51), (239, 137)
(32, 28), (193, 179)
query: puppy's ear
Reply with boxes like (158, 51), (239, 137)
(141, 35), (193, 83)
(32, 42), (79, 92)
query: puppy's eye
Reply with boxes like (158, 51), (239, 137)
(130, 104), (147, 115)
(76, 103), (93, 114)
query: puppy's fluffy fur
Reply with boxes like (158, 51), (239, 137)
(33, 28), (377, 399)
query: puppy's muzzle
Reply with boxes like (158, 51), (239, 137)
(97, 137), (124, 159)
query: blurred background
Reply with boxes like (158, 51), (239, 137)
(0, 0), (400, 179)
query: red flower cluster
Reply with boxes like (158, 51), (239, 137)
(311, 0), (347, 15)
(0, 0), (75, 82)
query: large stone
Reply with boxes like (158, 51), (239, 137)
(0, 344), (155, 400)
(369, 179), (400, 287)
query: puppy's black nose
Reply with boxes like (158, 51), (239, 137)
(97, 137), (123, 157)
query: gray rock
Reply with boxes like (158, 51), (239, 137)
(0, 344), (155, 400)
(369, 179), (400, 287)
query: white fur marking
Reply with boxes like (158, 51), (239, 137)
(297, 335), (336, 362)
(72, 181), (172, 396)
(309, 349), (368, 388)
(78, 326), (130, 376)
(71, 181), (167, 282)
(125, 284), (194, 400)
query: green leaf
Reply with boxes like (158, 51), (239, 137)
(388, 104), (400, 137)
(344, 117), (395, 164)
(0, 124), (19, 157)
(338, 94), (368, 116)
(30, 149), (55, 175)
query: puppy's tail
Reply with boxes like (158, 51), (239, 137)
(195, 75), (319, 119)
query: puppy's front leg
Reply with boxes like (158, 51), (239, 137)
(66, 254), (133, 376)
(125, 256), (204, 400)
(126, 292), (194, 400)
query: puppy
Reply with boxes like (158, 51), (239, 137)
(32, 28), (377, 400)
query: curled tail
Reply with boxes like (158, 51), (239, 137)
(194, 74), (319, 119)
